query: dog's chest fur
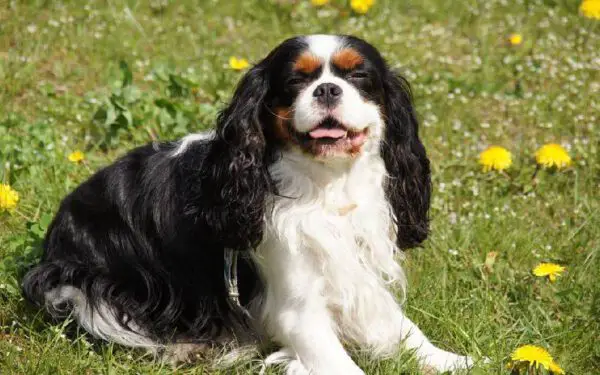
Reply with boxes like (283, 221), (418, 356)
(255, 149), (406, 346)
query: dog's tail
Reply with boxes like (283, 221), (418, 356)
(22, 260), (159, 348)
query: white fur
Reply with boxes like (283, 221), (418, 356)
(255, 147), (473, 374)
(306, 34), (341, 62)
(171, 130), (215, 156)
(44, 286), (157, 348)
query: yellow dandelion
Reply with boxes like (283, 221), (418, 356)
(229, 57), (250, 71)
(68, 150), (85, 163)
(311, 0), (329, 6)
(509, 33), (523, 45)
(535, 143), (572, 170)
(510, 345), (564, 374)
(351, 0), (375, 14)
(580, 0), (600, 20)
(0, 183), (19, 212)
(533, 263), (566, 282)
(479, 146), (512, 172)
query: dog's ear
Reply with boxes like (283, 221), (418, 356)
(380, 71), (431, 249)
(201, 62), (273, 250)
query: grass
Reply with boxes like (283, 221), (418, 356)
(1, 0), (599, 374)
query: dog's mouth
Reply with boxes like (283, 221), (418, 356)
(298, 118), (368, 146)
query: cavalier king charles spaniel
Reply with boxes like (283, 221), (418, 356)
(23, 35), (475, 374)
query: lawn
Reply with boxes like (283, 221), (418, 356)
(1, 0), (599, 374)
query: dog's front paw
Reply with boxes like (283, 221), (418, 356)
(283, 358), (311, 375)
(261, 348), (312, 375)
(419, 349), (474, 373)
(262, 347), (365, 375)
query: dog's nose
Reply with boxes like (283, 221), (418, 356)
(313, 83), (342, 107)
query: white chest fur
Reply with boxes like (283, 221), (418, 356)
(255, 149), (406, 351)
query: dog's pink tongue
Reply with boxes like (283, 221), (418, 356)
(309, 128), (347, 139)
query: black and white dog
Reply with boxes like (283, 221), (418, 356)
(23, 35), (474, 374)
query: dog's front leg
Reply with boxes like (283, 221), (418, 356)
(260, 243), (364, 375)
(396, 312), (474, 373)
(343, 284), (474, 373)
(271, 298), (364, 375)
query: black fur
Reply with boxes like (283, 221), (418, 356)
(21, 141), (256, 342)
(380, 72), (431, 249)
(201, 61), (273, 251)
(22, 64), (279, 345)
(22, 35), (430, 349)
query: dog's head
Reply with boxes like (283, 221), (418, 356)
(262, 34), (388, 159)
(210, 35), (431, 249)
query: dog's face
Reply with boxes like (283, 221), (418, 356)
(213, 34), (429, 249)
(260, 35), (388, 158)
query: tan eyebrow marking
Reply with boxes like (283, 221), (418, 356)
(332, 48), (364, 70)
(293, 52), (322, 74)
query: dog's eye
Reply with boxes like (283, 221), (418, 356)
(286, 77), (306, 86)
(349, 71), (368, 80)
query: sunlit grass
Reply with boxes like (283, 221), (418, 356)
(1, 0), (599, 374)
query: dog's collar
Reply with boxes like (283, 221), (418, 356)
(224, 248), (241, 305)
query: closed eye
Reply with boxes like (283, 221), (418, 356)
(348, 71), (368, 79)
(286, 77), (306, 86)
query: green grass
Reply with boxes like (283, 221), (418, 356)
(1, 0), (599, 374)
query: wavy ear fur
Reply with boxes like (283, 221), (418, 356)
(381, 71), (431, 249)
(200, 62), (274, 250)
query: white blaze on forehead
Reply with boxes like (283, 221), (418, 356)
(305, 35), (342, 63)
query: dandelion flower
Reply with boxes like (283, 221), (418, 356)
(351, 0), (375, 14)
(533, 263), (566, 282)
(580, 0), (600, 20)
(311, 0), (329, 6)
(510, 345), (564, 374)
(509, 33), (523, 45)
(479, 146), (512, 172)
(68, 150), (85, 163)
(535, 144), (572, 169)
(229, 57), (249, 71)
(0, 183), (19, 212)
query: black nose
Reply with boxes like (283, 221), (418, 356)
(313, 83), (342, 107)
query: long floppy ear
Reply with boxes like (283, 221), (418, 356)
(380, 71), (431, 249)
(200, 62), (273, 250)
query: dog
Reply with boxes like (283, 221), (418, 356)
(23, 35), (475, 374)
